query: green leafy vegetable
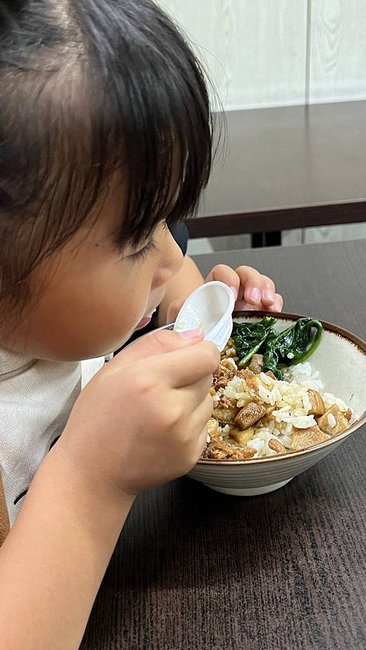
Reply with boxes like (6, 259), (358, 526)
(232, 317), (323, 379)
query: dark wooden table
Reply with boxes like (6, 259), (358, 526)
(82, 239), (366, 650)
(188, 101), (366, 242)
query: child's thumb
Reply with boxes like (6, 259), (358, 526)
(113, 327), (204, 367)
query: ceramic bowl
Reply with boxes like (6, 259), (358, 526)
(188, 312), (366, 496)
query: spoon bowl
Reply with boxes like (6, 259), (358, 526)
(173, 281), (235, 351)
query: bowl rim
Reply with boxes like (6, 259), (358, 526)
(198, 310), (366, 466)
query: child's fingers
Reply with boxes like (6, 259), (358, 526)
(205, 265), (282, 311)
(191, 401), (214, 452)
(178, 376), (215, 411)
(182, 390), (213, 428)
(185, 394), (214, 448)
(234, 291), (283, 313)
(271, 293), (284, 312)
(233, 266), (268, 304)
(257, 278), (277, 306)
(242, 273), (276, 306)
(151, 340), (219, 389)
(233, 299), (258, 311)
(113, 327), (204, 370)
(171, 400), (214, 474)
(205, 264), (239, 299)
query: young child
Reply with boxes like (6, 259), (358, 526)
(0, 1), (283, 647)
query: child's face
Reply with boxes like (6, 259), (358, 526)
(1, 183), (184, 361)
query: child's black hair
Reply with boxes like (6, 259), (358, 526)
(0, 0), (212, 304)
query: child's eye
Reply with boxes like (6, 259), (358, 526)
(128, 238), (157, 263)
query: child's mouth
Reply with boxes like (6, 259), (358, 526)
(135, 308), (157, 330)
(135, 315), (152, 330)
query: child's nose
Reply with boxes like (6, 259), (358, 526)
(154, 231), (184, 287)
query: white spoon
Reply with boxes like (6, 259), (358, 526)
(173, 281), (236, 351)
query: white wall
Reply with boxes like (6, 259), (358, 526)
(158, 0), (366, 110)
(309, 0), (366, 103)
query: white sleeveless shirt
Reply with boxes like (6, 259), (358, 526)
(0, 348), (104, 524)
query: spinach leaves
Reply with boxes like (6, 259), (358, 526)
(232, 317), (323, 380)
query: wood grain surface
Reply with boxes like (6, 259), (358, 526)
(310, 0), (366, 103)
(159, 0), (307, 110)
(188, 102), (366, 238)
(81, 239), (366, 650)
(160, 1), (366, 110)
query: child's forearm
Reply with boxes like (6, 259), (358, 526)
(158, 255), (204, 326)
(0, 311), (220, 649)
(0, 444), (134, 650)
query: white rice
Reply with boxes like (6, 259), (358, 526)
(219, 361), (351, 458)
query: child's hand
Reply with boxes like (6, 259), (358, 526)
(205, 264), (283, 312)
(59, 328), (219, 497)
(165, 261), (283, 323)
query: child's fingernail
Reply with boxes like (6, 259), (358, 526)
(249, 288), (261, 303)
(180, 327), (204, 339)
(263, 289), (275, 302)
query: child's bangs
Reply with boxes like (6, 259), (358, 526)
(114, 96), (212, 247)
(94, 11), (213, 247)
(0, 0), (214, 305)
